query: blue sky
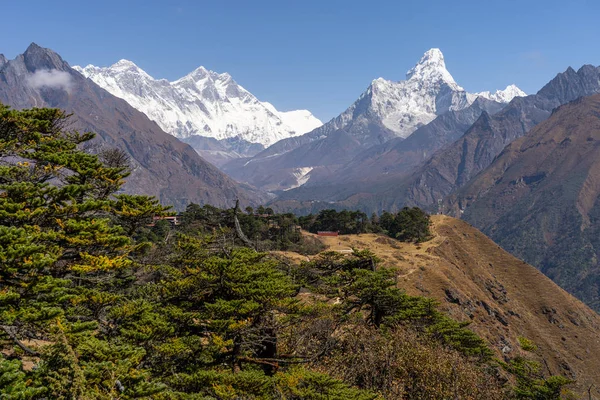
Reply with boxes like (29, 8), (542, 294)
(2, 0), (600, 121)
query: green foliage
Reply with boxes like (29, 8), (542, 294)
(299, 209), (371, 235)
(299, 207), (432, 243)
(518, 336), (538, 352)
(0, 357), (46, 399)
(380, 207), (432, 243)
(500, 337), (574, 399)
(164, 368), (378, 400)
(425, 316), (492, 359)
(275, 368), (380, 400)
(112, 194), (172, 236)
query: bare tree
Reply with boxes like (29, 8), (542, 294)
(98, 147), (131, 172)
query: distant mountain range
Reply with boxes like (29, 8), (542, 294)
(74, 61), (322, 150)
(222, 49), (525, 192)
(0, 43), (267, 209)
(271, 62), (600, 215)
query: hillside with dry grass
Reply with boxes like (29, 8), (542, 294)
(275, 215), (600, 397)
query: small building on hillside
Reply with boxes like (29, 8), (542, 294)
(317, 231), (339, 237)
(148, 215), (180, 227)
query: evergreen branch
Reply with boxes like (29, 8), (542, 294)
(0, 325), (40, 356)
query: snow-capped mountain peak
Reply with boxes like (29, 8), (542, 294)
(74, 61), (322, 147)
(110, 59), (151, 77)
(316, 48), (525, 140)
(176, 65), (225, 83)
(113, 59), (140, 69)
(356, 48), (471, 137)
(76, 59), (154, 83)
(476, 84), (527, 103)
(406, 48), (458, 87)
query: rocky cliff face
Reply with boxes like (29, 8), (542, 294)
(0, 43), (266, 210)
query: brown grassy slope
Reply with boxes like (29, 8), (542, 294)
(286, 215), (600, 396)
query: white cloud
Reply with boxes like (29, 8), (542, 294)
(26, 69), (73, 91)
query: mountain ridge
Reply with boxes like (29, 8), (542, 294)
(290, 215), (600, 396)
(74, 60), (322, 147)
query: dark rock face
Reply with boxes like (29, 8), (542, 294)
(0, 43), (266, 210)
(446, 94), (600, 312)
(535, 65), (600, 108)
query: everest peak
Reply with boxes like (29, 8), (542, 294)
(113, 59), (139, 68)
(110, 59), (148, 75)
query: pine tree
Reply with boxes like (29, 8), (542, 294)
(156, 237), (298, 374)
(500, 337), (574, 399)
(0, 105), (168, 397)
(112, 194), (172, 236)
(0, 357), (46, 399)
(392, 207), (432, 243)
